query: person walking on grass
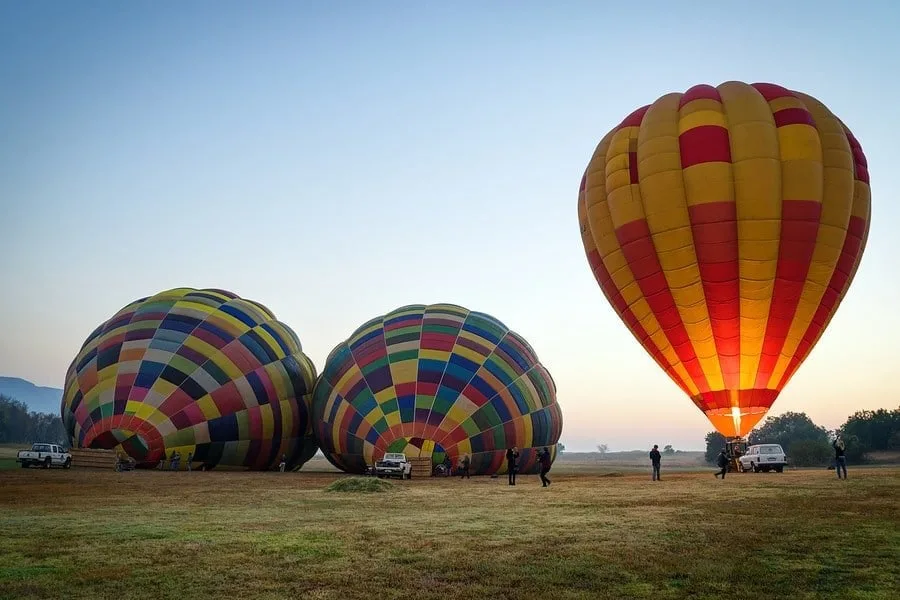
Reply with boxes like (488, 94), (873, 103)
(714, 448), (728, 479)
(538, 447), (552, 487)
(833, 437), (848, 479)
(506, 447), (519, 486)
(459, 454), (470, 479)
(650, 444), (662, 481)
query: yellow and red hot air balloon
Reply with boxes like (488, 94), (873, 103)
(578, 81), (870, 438)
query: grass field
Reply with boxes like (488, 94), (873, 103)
(1, 459), (898, 600)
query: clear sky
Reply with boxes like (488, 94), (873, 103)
(1, 1), (898, 451)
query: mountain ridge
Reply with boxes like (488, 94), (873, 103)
(0, 376), (63, 415)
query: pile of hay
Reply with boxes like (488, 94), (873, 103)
(326, 477), (395, 493)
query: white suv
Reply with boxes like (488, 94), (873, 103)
(739, 444), (787, 473)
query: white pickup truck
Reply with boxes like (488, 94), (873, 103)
(16, 443), (71, 469)
(374, 452), (412, 479)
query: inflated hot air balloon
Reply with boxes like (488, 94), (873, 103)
(62, 288), (318, 470)
(578, 81), (870, 438)
(312, 304), (563, 475)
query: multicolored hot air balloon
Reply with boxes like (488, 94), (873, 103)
(578, 81), (870, 438)
(62, 288), (318, 470)
(312, 304), (562, 475)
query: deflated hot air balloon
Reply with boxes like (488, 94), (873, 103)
(578, 81), (870, 438)
(62, 288), (318, 470)
(313, 304), (563, 475)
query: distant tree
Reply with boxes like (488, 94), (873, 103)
(839, 408), (900, 453)
(786, 439), (832, 466)
(663, 444), (674, 455)
(704, 431), (727, 464)
(0, 394), (67, 445)
(596, 443), (608, 455)
(558, 443), (566, 453)
(749, 412), (829, 455)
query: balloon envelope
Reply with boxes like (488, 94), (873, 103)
(62, 288), (318, 470)
(313, 304), (563, 475)
(578, 81), (870, 437)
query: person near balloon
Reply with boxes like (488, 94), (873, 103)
(538, 447), (552, 487)
(459, 454), (470, 479)
(279, 454), (287, 472)
(186, 451), (193, 472)
(649, 445), (662, 481)
(833, 438), (848, 479)
(506, 447), (519, 485)
(714, 449), (728, 479)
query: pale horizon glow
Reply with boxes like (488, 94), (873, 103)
(2, 1), (899, 452)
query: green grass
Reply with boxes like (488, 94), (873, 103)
(0, 466), (897, 599)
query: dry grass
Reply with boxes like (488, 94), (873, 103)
(0, 463), (898, 599)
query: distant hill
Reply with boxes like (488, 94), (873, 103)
(0, 377), (63, 415)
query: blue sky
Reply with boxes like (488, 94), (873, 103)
(1, 1), (898, 451)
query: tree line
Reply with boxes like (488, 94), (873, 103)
(704, 407), (900, 466)
(0, 395), (67, 446)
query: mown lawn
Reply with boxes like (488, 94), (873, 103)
(0, 466), (897, 599)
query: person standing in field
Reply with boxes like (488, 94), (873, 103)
(714, 448), (728, 479)
(833, 437), (848, 479)
(459, 454), (470, 479)
(649, 444), (662, 481)
(279, 454), (287, 472)
(506, 447), (519, 486)
(538, 447), (552, 487)
(186, 451), (193, 472)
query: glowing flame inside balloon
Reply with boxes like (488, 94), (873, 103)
(731, 407), (742, 438)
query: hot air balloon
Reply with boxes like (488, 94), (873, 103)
(62, 288), (318, 470)
(578, 81), (870, 439)
(312, 304), (563, 475)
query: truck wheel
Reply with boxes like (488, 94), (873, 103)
(44, 457), (52, 469)
(64, 458), (71, 469)
(775, 466), (784, 473)
(21, 461), (28, 468)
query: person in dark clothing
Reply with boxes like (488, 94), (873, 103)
(833, 438), (848, 479)
(714, 448), (728, 479)
(538, 447), (552, 487)
(459, 454), (470, 479)
(506, 447), (519, 485)
(649, 444), (662, 481)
